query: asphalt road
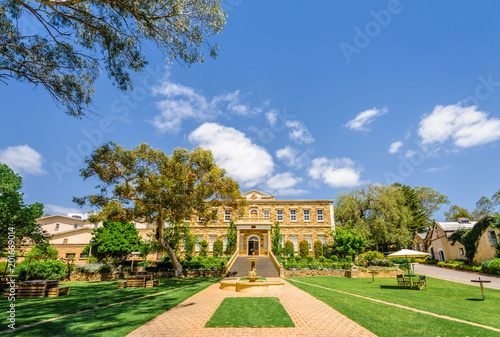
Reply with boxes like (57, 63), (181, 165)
(413, 263), (500, 289)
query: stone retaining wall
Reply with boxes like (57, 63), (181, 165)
(70, 269), (223, 281)
(284, 268), (401, 278)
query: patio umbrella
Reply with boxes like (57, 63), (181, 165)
(387, 249), (430, 275)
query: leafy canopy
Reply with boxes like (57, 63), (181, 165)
(444, 205), (474, 221)
(0, 163), (44, 251)
(331, 225), (367, 258)
(74, 142), (241, 277)
(88, 221), (142, 261)
(26, 243), (59, 260)
(0, 0), (226, 117)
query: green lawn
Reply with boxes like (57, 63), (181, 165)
(1, 277), (219, 336)
(287, 276), (500, 337)
(205, 297), (294, 328)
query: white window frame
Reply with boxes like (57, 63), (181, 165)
(195, 235), (203, 252)
(209, 235), (217, 252)
(224, 209), (231, 222)
(263, 209), (270, 218)
(277, 209), (283, 222)
(303, 209), (310, 222)
(223, 235), (227, 251)
(291, 235), (298, 252)
(305, 234), (312, 251)
(318, 234), (326, 246)
(317, 209), (324, 222)
(290, 209), (297, 222)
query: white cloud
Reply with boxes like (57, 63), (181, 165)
(275, 146), (308, 168)
(425, 166), (452, 173)
(265, 109), (278, 126)
(418, 104), (500, 148)
(344, 107), (388, 131)
(405, 150), (415, 158)
(0, 145), (44, 175)
(285, 120), (315, 144)
(266, 172), (306, 195)
(188, 123), (274, 187)
(308, 157), (361, 188)
(45, 204), (84, 215)
(388, 141), (403, 154)
(151, 79), (262, 134)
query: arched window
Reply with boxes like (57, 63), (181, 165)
(429, 247), (434, 260)
(250, 209), (258, 218)
(438, 249), (445, 262)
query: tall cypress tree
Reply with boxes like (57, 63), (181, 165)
(271, 221), (283, 255)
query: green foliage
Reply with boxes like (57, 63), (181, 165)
(74, 142), (241, 277)
(89, 221), (142, 261)
(313, 240), (323, 258)
(226, 219), (237, 254)
(15, 260), (67, 281)
(345, 256), (353, 263)
(199, 240), (209, 257)
(444, 205), (474, 221)
(271, 221), (283, 255)
(488, 258), (500, 273)
(183, 233), (197, 260)
(0, 0), (227, 117)
(472, 196), (495, 219)
(330, 255), (339, 262)
(393, 183), (427, 232)
(334, 184), (413, 251)
(74, 263), (114, 274)
(358, 251), (385, 264)
(284, 240), (294, 257)
(299, 240), (309, 259)
(307, 255), (314, 262)
(413, 186), (450, 226)
(448, 215), (498, 263)
(0, 164), (45, 251)
(318, 256), (326, 262)
(26, 243), (59, 261)
(332, 226), (367, 258)
(213, 239), (223, 257)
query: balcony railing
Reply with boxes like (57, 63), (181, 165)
(235, 217), (273, 224)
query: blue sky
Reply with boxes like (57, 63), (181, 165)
(1, 0), (500, 220)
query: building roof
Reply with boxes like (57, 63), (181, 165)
(38, 214), (90, 222)
(436, 221), (476, 232)
(416, 232), (428, 240)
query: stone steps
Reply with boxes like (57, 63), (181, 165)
(226, 256), (279, 277)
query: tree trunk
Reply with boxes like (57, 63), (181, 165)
(155, 209), (184, 278)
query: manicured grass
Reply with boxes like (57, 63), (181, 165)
(205, 297), (294, 328)
(288, 276), (500, 337)
(0, 277), (219, 336)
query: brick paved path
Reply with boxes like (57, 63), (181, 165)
(126, 278), (376, 337)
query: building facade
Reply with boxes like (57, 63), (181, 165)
(415, 218), (500, 263)
(23, 190), (334, 263)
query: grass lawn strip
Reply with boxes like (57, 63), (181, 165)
(0, 277), (219, 336)
(288, 276), (500, 329)
(289, 279), (500, 336)
(205, 297), (294, 328)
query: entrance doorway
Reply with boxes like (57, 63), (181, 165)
(248, 236), (259, 255)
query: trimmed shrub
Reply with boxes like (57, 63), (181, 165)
(330, 255), (339, 262)
(314, 240), (323, 258)
(307, 255), (314, 262)
(299, 240), (309, 259)
(15, 260), (67, 281)
(358, 251), (385, 264)
(74, 263), (114, 274)
(284, 240), (295, 257)
(318, 256), (326, 262)
(213, 239), (223, 257)
(295, 255), (302, 261)
(488, 258), (500, 273)
(199, 240), (208, 257)
(345, 256), (353, 263)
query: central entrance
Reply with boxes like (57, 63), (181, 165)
(248, 236), (259, 255)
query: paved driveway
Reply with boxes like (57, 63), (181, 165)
(413, 263), (500, 289)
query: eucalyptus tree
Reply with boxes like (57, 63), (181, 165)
(0, 0), (226, 117)
(74, 142), (241, 277)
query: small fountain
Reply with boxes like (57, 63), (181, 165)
(220, 252), (285, 293)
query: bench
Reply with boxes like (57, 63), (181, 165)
(2, 287), (17, 299)
(145, 279), (160, 288)
(117, 280), (126, 289)
(46, 286), (71, 298)
(126, 275), (152, 288)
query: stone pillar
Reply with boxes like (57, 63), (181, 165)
(236, 229), (240, 255)
(267, 230), (271, 255)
